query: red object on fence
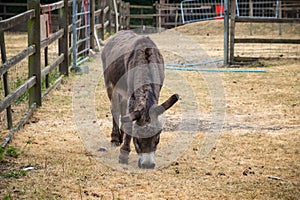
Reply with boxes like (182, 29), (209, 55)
(215, 4), (224, 20)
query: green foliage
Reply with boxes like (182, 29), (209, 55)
(42, 71), (61, 90)
(12, 70), (61, 105)
(0, 146), (27, 179)
(14, 77), (29, 105)
(0, 146), (4, 162)
(5, 146), (19, 158)
(88, 57), (94, 62)
(2, 169), (26, 178)
(3, 193), (11, 200)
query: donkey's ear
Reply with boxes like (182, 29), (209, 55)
(121, 111), (141, 122)
(160, 94), (179, 111)
(161, 94), (179, 110)
(151, 94), (179, 117)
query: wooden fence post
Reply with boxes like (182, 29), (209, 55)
(118, 0), (123, 29)
(68, 2), (72, 66)
(28, 0), (42, 107)
(0, 19), (13, 129)
(229, 0), (236, 64)
(108, 0), (113, 34)
(100, 0), (105, 40)
(59, 0), (69, 76)
(249, 0), (253, 35)
(158, 4), (162, 32)
(155, 2), (159, 29)
(90, 0), (95, 50)
(125, 2), (130, 29)
(278, 1), (282, 36)
(153, 2), (157, 27)
(113, 0), (119, 32)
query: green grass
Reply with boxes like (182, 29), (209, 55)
(0, 146), (20, 162)
(0, 146), (4, 162)
(5, 146), (19, 158)
(0, 146), (27, 180)
(2, 193), (12, 200)
(2, 169), (26, 178)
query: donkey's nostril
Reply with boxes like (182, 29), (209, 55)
(148, 163), (156, 169)
(138, 158), (142, 168)
(138, 158), (155, 169)
(138, 152), (156, 169)
(140, 162), (155, 169)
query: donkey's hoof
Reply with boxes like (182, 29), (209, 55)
(111, 141), (121, 147)
(118, 158), (129, 164)
(119, 149), (129, 164)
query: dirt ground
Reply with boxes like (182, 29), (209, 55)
(1, 21), (300, 199)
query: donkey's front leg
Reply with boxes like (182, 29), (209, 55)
(119, 133), (131, 164)
(110, 119), (123, 146)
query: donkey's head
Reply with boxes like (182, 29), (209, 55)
(122, 94), (179, 169)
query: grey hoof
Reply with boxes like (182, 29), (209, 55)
(118, 158), (129, 164)
(119, 149), (129, 164)
(111, 141), (121, 147)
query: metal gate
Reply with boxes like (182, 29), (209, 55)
(235, 0), (279, 18)
(72, 0), (90, 70)
(180, 0), (224, 24)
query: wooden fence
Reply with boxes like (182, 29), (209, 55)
(0, 0), (70, 147)
(129, 3), (183, 29)
(0, 1), (180, 30)
(227, 0), (300, 63)
(0, 0), (129, 147)
(93, 0), (130, 45)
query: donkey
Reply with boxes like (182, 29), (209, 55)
(101, 30), (179, 169)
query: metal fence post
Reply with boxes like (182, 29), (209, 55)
(28, 0), (42, 107)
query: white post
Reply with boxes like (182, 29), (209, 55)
(113, 0), (119, 32)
